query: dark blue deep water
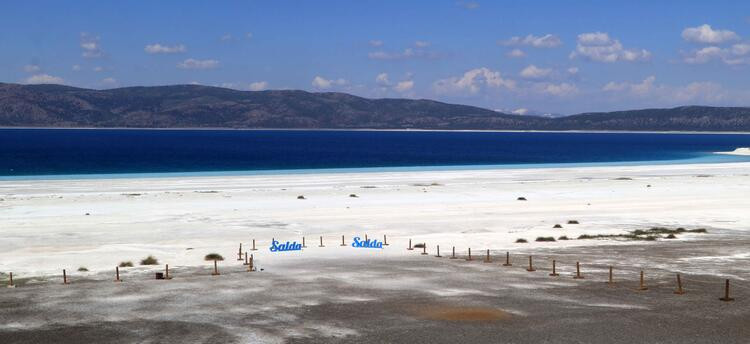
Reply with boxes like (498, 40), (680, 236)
(1, 129), (750, 178)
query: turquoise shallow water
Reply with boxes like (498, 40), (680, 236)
(1, 129), (749, 180)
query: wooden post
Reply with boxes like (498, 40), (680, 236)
(466, 248), (473, 261)
(247, 254), (255, 272)
(365, 234), (368, 241)
(319, 236), (325, 247)
(573, 262), (583, 279)
(421, 244), (428, 255)
(251, 239), (257, 251)
(435, 245), (442, 257)
(341, 235), (346, 246)
(237, 243), (243, 261)
(115, 267), (121, 282)
(674, 273), (685, 295)
(244, 252), (249, 265)
(484, 249), (491, 263)
(607, 266), (614, 286)
(165, 264), (171, 280)
(450, 246), (457, 259)
(719, 279), (734, 301)
(407, 239), (413, 250)
(383, 234), (389, 246)
(9, 272), (15, 287)
(212, 260), (220, 276)
(526, 255), (536, 272)
(302, 236), (307, 248)
(503, 252), (512, 266)
(63, 269), (69, 284)
(637, 271), (648, 291)
(549, 260), (559, 276)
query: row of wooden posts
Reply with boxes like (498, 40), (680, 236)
(1, 235), (738, 302)
(408, 241), (737, 302)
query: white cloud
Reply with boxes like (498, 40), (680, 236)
(394, 80), (414, 92)
(375, 73), (390, 86)
(23, 74), (64, 84)
(23, 64), (41, 73)
(369, 40), (384, 47)
(534, 82), (578, 96)
(519, 65), (552, 79)
(570, 32), (650, 62)
(682, 43), (750, 65)
(682, 24), (739, 44)
(101, 77), (117, 86)
(249, 81), (268, 91)
(93, 66), (104, 72)
(457, 1), (479, 10)
(506, 48), (526, 58)
(246, 32), (253, 39)
(220, 34), (232, 42)
(144, 43), (186, 54)
(433, 67), (515, 94)
(603, 75), (656, 95)
(72, 65), (81, 72)
(567, 67), (579, 75)
(368, 47), (439, 60)
(177, 58), (219, 69)
(80, 32), (103, 58)
(312, 76), (347, 89)
(501, 34), (562, 48)
(415, 40), (430, 48)
(512, 108), (529, 115)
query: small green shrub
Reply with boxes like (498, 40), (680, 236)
(204, 253), (224, 261)
(515, 238), (528, 243)
(666, 234), (677, 239)
(553, 224), (563, 228)
(77, 267), (88, 272)
(535, 236), (556, 242)
(119, 261), (134, 268)
(140, 255), (158, 265)
(558, 236), (569, 240)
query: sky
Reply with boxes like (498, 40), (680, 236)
(2, 0), (750, 115)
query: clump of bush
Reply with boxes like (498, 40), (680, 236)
(349, 194), (358, 198)
(517, 197), (527, 201)
(77, 267), (88, 272)
(567, 220), (579, 224)
(553, 224), (563, 229)
(558, 236), (569, 240)
(536, 236), (556, 242)
(666, 234), (677, 239)
(515, 238), (528, 243)
(204, 253), (224, 261)
(413, 243), (426, 248)
(297, 195), (306, 200)
(140, 255), (159, 265)
(119, 261), (134, 268)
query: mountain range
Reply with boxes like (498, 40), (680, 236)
(2, 82), (750, 131)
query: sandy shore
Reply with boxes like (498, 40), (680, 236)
(2, 162), (750, 342)
(2, 162), (750, 276)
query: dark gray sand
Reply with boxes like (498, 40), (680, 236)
(2, 232), (750, 343)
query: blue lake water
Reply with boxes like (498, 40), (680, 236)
(1, 129), (749, 179)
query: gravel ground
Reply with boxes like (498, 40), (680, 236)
(2, 232), (749, 344)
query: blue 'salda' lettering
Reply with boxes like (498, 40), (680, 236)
(351, 236), (384, 249)
(270, 240), (302, 252)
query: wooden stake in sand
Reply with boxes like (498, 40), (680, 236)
(251, 239), (257, 251)
(165, 264), (172, 280)
(212, 260), (220, 276)
(383, 235), (389, 246)
(115, 267), (121, 282)
(484, 249), (491, 263)
(9, 272), (15, 288)
(450, 246), (457, 259)
(319, 236), (325, 248)
(607, 266), (614, 286)
(674, 273), (685, 295)
(573, 262), (584, 279)
(719, 279), (734, 302)
(466, 248), (473, 261)
(63, 269), (69, 284)
(237, 243), (243, 261)
(435, 245), (442, 258)
(421, 244), (428, 255)
(503, 252), (512, 266)
(637, 271), (648, 291)
(549, 260), (559, 276)
(341, 235), (346, 246)
(526, 256), (536, 272)
(244, 252), (249, 265)
(365, 234), (368, 241)
(302, 236), (307, 248)
(407, 239), (413, 250)
(247, 254), (255, 272)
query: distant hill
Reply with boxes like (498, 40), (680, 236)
(2, 82), (750, 131)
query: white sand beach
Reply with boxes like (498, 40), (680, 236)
(2, 161), (750, 277)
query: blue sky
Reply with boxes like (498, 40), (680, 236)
(2, 0), (750, 114)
